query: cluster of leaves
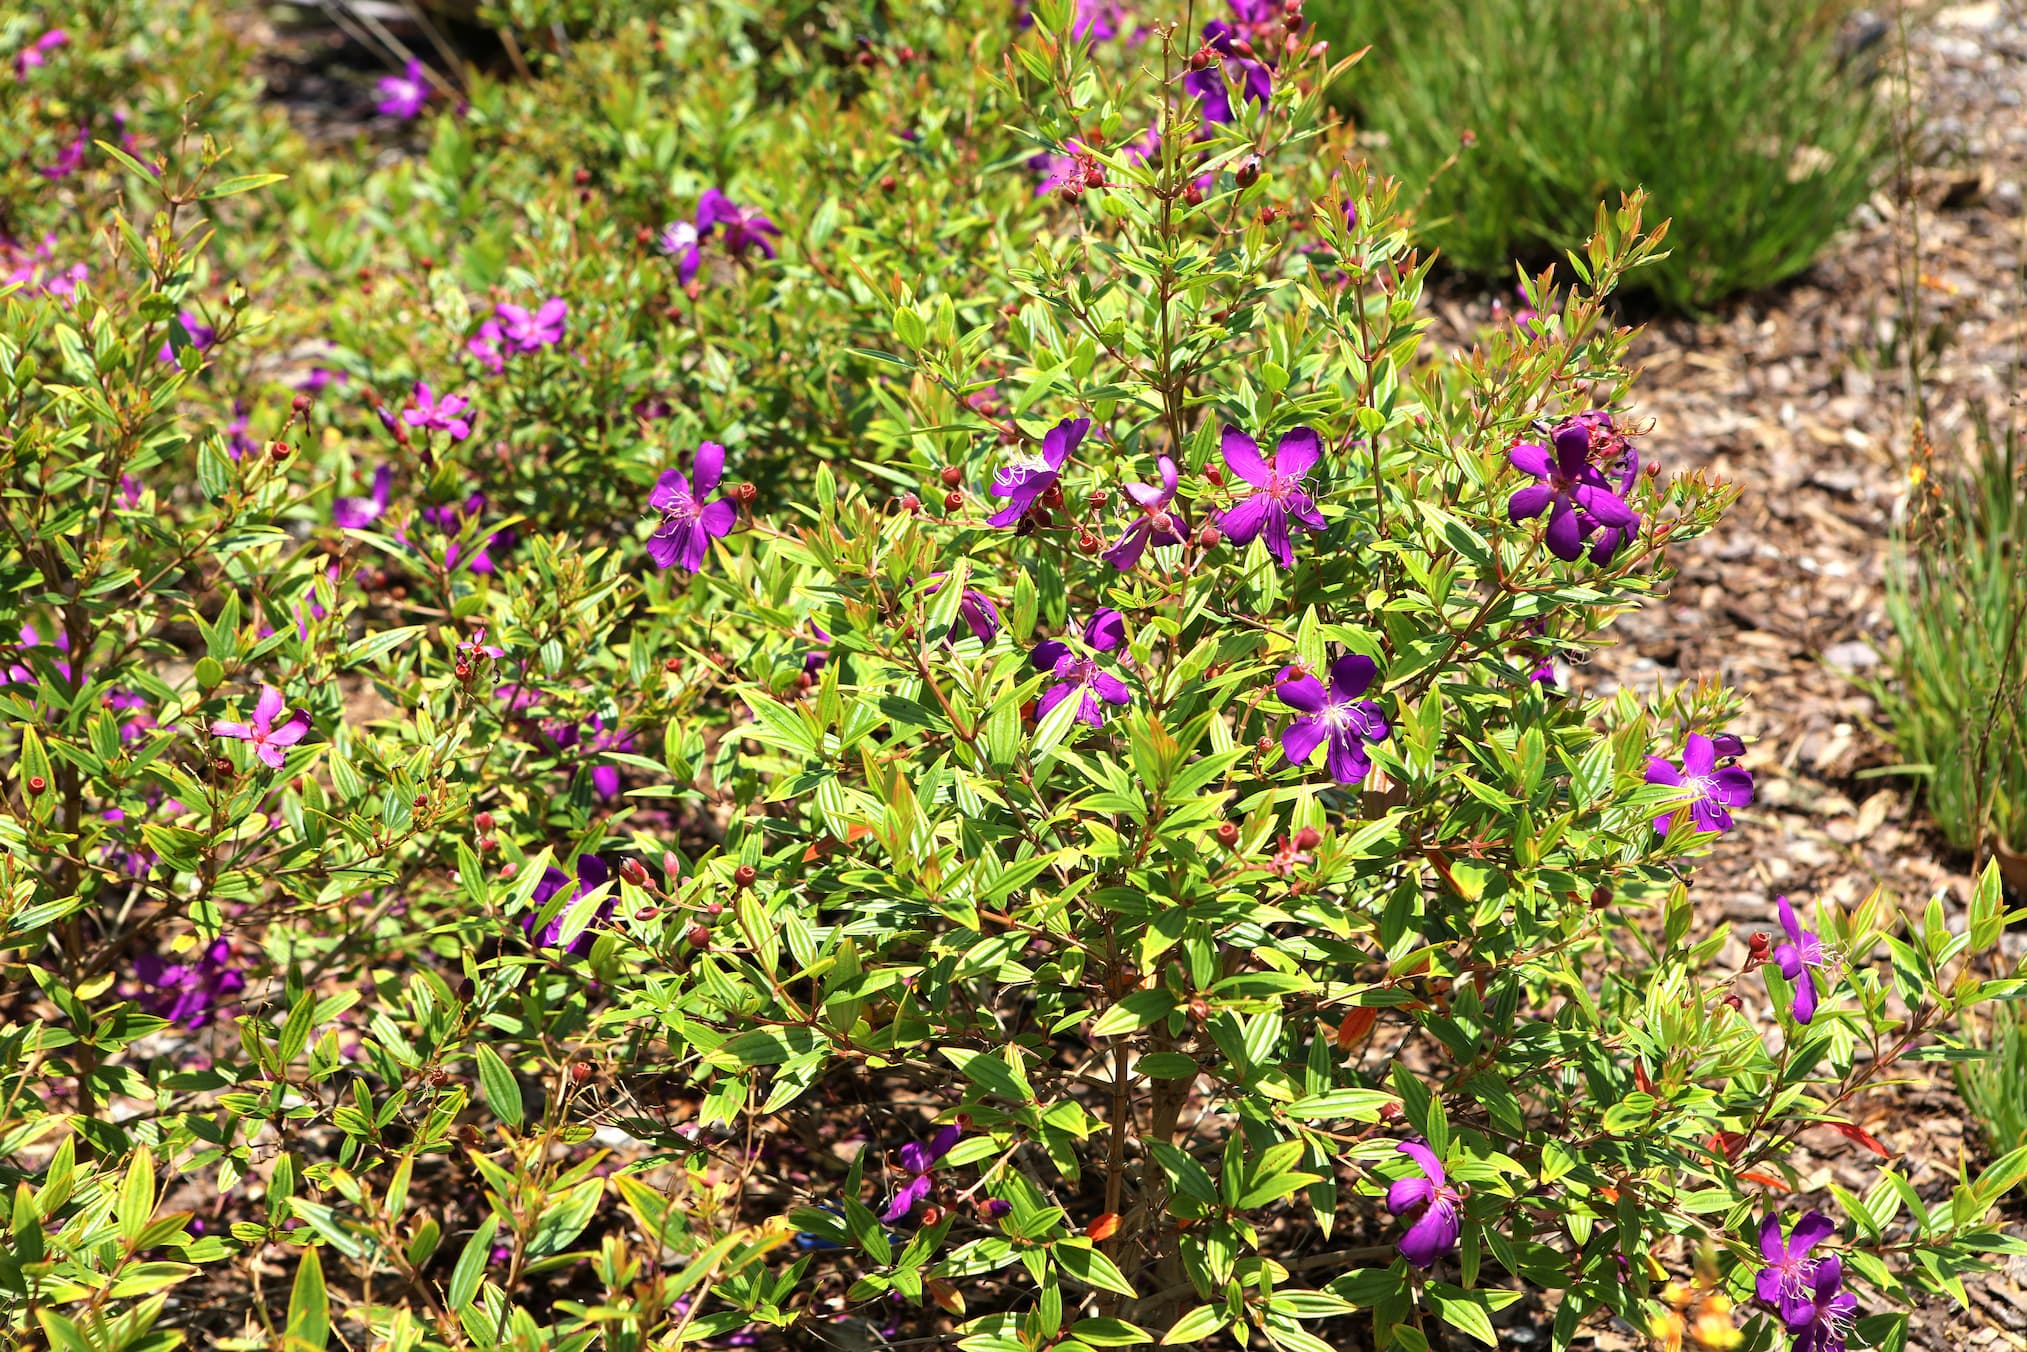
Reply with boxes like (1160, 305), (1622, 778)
(0, 2), (2019, 1351)
(1309, 0), (1889, 310)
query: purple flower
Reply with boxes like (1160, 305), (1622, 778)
(402, 382), (473, 440)
(225, 403), (258, 462)
(1755, 1211), (1835, 1314)
(156, 310), (215, 363)
(659, 219), (703, 285)
(1645, 732), (1754, 835)
(1103, 455), (1185, 570)
(211, 684), (311, 770)
(1017, 0), (1134, 41)
(467, 320), (507, 374)
(1386, 1140), (1462, 1269)
(14, 29), (67, 78)
(334, 465), (392, 529)
(494, 298), (568, 353)
(881, 1123), (961, 1222)
(1782, 1254), (1858, 1352)
(1772, 895), (1833, 1024)
(375, 59), (430, 119)
(1029, 609), (1132, 729)
(134, 939), (245, 1030)
(1579, 433), (1643, 564)
(697, 189), (780, 261)
(989, 418), (1087, 528)
(647, 442), (738, 572)
(1505, 414), (1639, 563)
(524, 854), (613, 955)
(1277, 652), (1389, 785)
(1213, 424), (1325, 569)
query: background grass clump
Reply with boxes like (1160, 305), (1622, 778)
(1311, 0), (1889, 309)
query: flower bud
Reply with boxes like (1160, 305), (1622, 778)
(1204, 463), (1224, 485)
(1077, 531), (1099, 553)
(900, 492), (921, 514)
(1151, 511), (1174, 533)
(1087, 489), (1109, 508)
(1188, 994), (1210, 1022)
(1378, 1100), (1403, 1122)
(634, 904), (659, 921)
(26, 775), (45, 794)
(269, 441), (291, 461)
(1294, 826), (1321, 851)
(686, 922), (711, 947)
(706, 900), (724, 917)
(457, 977), (476, 1001)
(291, 393), (312, 413)
(663, 850), (685, 881)
(734, 482), (758, 506)
(573, 167), (591, 186)
(1589, 882), (1612, 909)
(1197, 524), (1222, 548)
(940, 465), (964, 486)
(570, 1060), (592, 1082)
(1188, 48), (1210, 70)
(1182, 184), (1203, 207)
(734, 864), (757, 888)
(943, 490), (963, 510)
(1042, 484), (1065, 509)
(663, 657), (682, 673)
(618, 857), (649, 887)
(880, 174), (897, 193)
(1235, 156), (1262, 188)
(919, 1205), (943, 1226)
(1255, 735), (1273, 755)
(475, 811), (495, 832)
(1215, 821), (1239, 847)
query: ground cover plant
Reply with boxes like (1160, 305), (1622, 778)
(1308, 0), (1889, 310)
(0, 1), (2021, 1349)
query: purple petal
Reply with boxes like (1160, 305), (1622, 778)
(1397, 1200), (1459, 1269)
(699, 499), (738, 539)
(1710, 766), (1755, 808)
(1384, 1176), (1435, 1216)
(1260, 505), (1294, 569)
(1030, 640), (1070, 671)
(1102, 522), (1151, 571)
(1273, 426), (1322, 480)
(253, 685), (285, 729)
(1551, 420), (1592, 475)
(1776, 895), (1803, 945)
(1281, 716), (1326, 767)
(1791, 969), (1818, 1024)
(1323, 733), (1372, 785)
(1681, 733), (1717, 778)
(692, 441), (726, 497)
(1085, 609), (1126, 652)
(1396, 1140), (1444, 1186)
(1508, 442), (1554, 479)
(881, 1175), (931, 1223)
(1042, 418), (1089, 470)
(1215, 493), (1271, 544)
(649, 469), (690, 512)
(1276, 669), (1326, 713)
(1644, 757), (1683, 788)
(1090, 671), (1132, 705)
(210, 721), (250, 741)
(1220, 425), (1271, 486)
(1572, 482), (1637, 528)
(1758, 1213), (1788, 1264)
(1328, 653), (1378, 700)
(1507, 483), (1555, 523)
(1544, 498), (1584, 561)
(1788, 1211), (1834, 1260)
(1035, 683), (1074, 722)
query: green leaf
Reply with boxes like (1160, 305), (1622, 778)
(1162, 1307), (1227, 1345)
(1054, 1239), (1136, 1297)
(201, 173), (290, 200)
(1071, 1317), (1152, 1346)
(475, 1045), (523, 1130)
(286, 1246), (331, 1350)
(448, 1214), (500, 1310)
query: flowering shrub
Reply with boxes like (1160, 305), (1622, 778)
(0, 2), (2021, 1351)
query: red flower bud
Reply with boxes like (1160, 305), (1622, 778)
(940, 465), (964, 486)
(1294, 826), (1321, 851)
(573, 168), (591, 186)
(269, 441), (291, 461)
(663, 657), (682, 673)
(900, 492), (921, 513)
(686, 922), (711, 947)
(880, 174), (897, 193)
(291, 393), (312, 413)
(1215, 821), (1239, 847)
(734, 864), (757, 888)
(26, 775), (45, 794)
(706, 900), (724, 917)
(1087, 489), (1109, 508)
(1204, 463), (1224, 485)
(1077, 531), (1099, 553)
(475, 811), (495, 832)
(618, 857), (649, 886)
(943, 490), (963, 510)
(734, 482), (758, 506)
(1188, 48), (1210, 70)
(1255, 735), (1273, 755)
(1197, 524), (1222, 548)
(1235, 156), (1262, 189)
(570, 1060), (593, 1082)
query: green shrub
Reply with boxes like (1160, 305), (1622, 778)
(1874, 427), (2027, 869)
(1312, 0), (1888, 309)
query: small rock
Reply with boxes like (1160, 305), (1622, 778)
(1822, 639), (1881, 670)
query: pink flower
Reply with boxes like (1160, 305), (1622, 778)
(211, 684), (312, 770)
(14, 29), (67, 79)
(401, 382), (473, 440)
(375, 59), (430, 119)
(494, 298), (567, 353)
